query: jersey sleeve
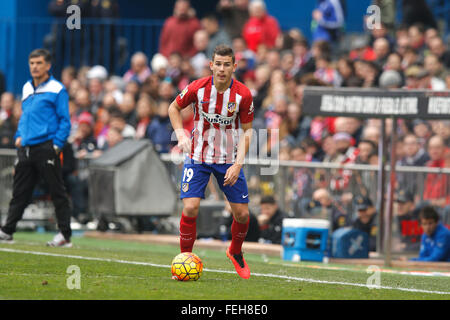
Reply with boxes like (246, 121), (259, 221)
(175, 82), (198, 109)
(239, 90), (254, 124)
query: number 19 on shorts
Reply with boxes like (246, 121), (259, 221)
(183, 168), (194, 182)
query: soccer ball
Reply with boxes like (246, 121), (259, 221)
(171, 252), (203, 281)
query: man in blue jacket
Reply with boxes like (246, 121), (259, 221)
(411, 206), (450, 262)
(0, 49), (72, 247)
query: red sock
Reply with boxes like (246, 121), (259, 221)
(179, 213), (197, 253)
(229, 217), (249, 255)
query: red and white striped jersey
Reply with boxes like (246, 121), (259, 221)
(176, 76), (254, 164)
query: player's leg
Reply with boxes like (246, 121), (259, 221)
(180, 197), (201, 253)
(225, 201), (251, 279)
(179, 159), (211, 252)
(228, 202), (250, 254)
(1, 150), (38, 238)
(212, 164), (251, 278)
(37, 144), (72, 245)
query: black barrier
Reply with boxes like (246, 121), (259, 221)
(303, 87), (450, 120)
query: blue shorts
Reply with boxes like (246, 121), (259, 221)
(180, 157), (249, 204)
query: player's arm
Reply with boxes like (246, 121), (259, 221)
(168, 99), (191, 153)
(223, 121), (253, 187)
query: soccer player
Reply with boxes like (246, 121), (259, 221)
(168, 44), (254, 279)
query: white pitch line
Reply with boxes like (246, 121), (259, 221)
(0, 247), (449, 296)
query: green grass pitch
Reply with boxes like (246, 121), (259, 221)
(0, 232), (449, 300)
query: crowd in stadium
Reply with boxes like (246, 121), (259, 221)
(0, 0), (449, 249)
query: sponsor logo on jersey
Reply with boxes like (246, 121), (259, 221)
(201, 111), (236, 125)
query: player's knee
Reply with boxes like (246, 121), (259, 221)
(183, 201), (200, 217)
(234, 210), (249, 224)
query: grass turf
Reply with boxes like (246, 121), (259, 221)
(0, 232), (449, 300)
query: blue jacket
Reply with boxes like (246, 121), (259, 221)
(16, 75), (71, 148)
(411, 223), (450, 262)
(312, 0), (344, 42)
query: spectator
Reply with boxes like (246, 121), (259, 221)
(417, 68), (446, 91)
(201, 14), (232, 59)
(431, 120), (450, 147)
(398, 134), (430, 167)
(310, 188), (348, 231)
(428, 36), (450, 69)
(103, 126), (124, 151)
(379, 69), (403, 89)
(410, 206), (450, 262)
(424, 54), (447, 82)
(311, 0), (345, 46)
(74, 88), (92, 116)
(0, 92), (15, 123)
(423, 135), (449, 209)
(373, 37), (391, 69)
(284, 102), (311, 147)
(393, 189), (421, 252)
(289, 146), (314, 217)
(119, 92), (138, 128)
(217, 0), (250, 40)
(123, 52), (152, 85)
(408, 24), (428, 59)
(151, 54), (169, 81)
(352, 195), (377, 251)
(329, 132), (359, 192)
(109, 108), (136, 139)
(61, 66), (77, 90)
(349, 36), (376, 62)
(242, 0), (280, 52)
(401, 0), (437, 30)
(0, 92), (16, 148)
(257, 195), (284, 244)
(146, 100), (174, 154)
(314, 54), (342, 87)
(135, 97), (155, 140)
(356, 139), (377, 165)
(396, 133), (430, 197)
(159, 0), (201, 58)
(67, 111), (100, 220)
(190, 30), (210, 78)
(337, 58), (362, 87)
(216, 200), (260, 242)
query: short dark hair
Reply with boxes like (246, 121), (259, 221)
(358, 139), (377, 151)
(109, 107), (125, 120)
(419, 206), (440, 222)
(260, 195), (276, 205)
(212, 44), (235, 63)
(29, 49), (52, 63)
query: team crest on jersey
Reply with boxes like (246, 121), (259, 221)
(227, 102), (237, 113)
(182, 183), (189, 192)
(179, 87), (188, 99)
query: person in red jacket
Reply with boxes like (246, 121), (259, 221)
(159, 0), (201, 58)
(242, 0), (280, 52)
(423, 135), (449, 208)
